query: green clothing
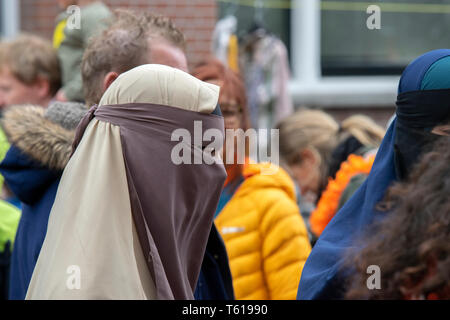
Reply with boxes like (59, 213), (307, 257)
(55, 2), (111, 102)
(0, 126), (18, 253)
(0, 200), (20, 252)
(338, 173), (368, 211)
(0, 127), (10, 189)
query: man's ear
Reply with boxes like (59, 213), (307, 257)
(102, 71), (119, 92)
(35, 76), (51, 100)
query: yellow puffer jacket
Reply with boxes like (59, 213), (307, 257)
(215, 163), (312, 300)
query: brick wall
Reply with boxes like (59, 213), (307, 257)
(20, 0), (218, 68)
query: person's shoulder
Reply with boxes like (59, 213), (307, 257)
(243, 163), (295, 193)
(82, 2), (111, 14)
(81, 2), (112, 23)
(77, 2), (111, 40)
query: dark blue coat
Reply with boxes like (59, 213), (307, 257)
(0, 146), (61, 300)
(194, 224), (234, 300)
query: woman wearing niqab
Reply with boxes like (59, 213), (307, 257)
(298, 50), (450, 299)
(26, 64), (227, 300)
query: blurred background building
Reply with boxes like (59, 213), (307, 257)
(2, 0), (450, 126)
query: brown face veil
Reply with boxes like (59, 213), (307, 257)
(26, 64), (227, 300)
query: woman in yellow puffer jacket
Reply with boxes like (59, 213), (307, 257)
(193, 59), (311, 300)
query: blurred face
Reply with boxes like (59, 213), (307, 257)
(99, 39), (189, 105)
(0, 67), (50, 110)
(205, 79), (243, 167)
(147, 39), (188, 73)
(208, 80), (242, 131)
(219, 99), (242, 132)
(289, 149), (322, 197)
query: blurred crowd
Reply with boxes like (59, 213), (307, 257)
(0, 0), (449, 300)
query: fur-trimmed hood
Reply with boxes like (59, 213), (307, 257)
(1, 104), (76, 170)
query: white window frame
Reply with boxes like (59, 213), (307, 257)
(289, 0), (399, 108)
(1, 0), (20, 40)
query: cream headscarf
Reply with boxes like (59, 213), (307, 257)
(99, 64), (219, 112)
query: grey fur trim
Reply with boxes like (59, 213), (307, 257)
(44, 101), (87, 130)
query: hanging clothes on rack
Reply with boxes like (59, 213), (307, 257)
(211, 15), (240, 73)
(240, 27), (293, 131)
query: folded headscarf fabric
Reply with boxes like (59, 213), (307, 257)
(297, 50), (450, 299)
(26, 64), (227, 300)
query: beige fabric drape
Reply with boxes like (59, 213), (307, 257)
(26, 120), (156, 299)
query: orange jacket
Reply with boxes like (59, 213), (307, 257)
(215, 163), (311, 300)
(310, 154), (375, 237)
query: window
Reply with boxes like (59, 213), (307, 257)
(217, 1), (448, 107)
(321, 0), (450, 76)
(291, 0), (399, 107)
(291, 0), (450, 106)
(0, 0), (20, 40)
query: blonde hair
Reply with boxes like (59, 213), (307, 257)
(340, 114), (385, 148)
(0, 34), (61, 96)
(278, 109), (340, 165)
(278, 110), (386, 164)
(278, 109), (386, 192)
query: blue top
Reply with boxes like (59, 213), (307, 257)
(214, 175), (244, 218)
(298, 49), (450, 299)
(194, 224), (234, 300)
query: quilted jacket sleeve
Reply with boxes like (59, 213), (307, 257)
(260, 190), (312, 300)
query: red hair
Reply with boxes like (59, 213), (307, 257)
(192, 58), (250, 130)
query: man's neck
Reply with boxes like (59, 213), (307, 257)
(41, 96), (53, 108)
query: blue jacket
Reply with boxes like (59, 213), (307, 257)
(0, 105), (75, 300)
(0, 146), (61, 299)
(194, 224), (234, 300)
